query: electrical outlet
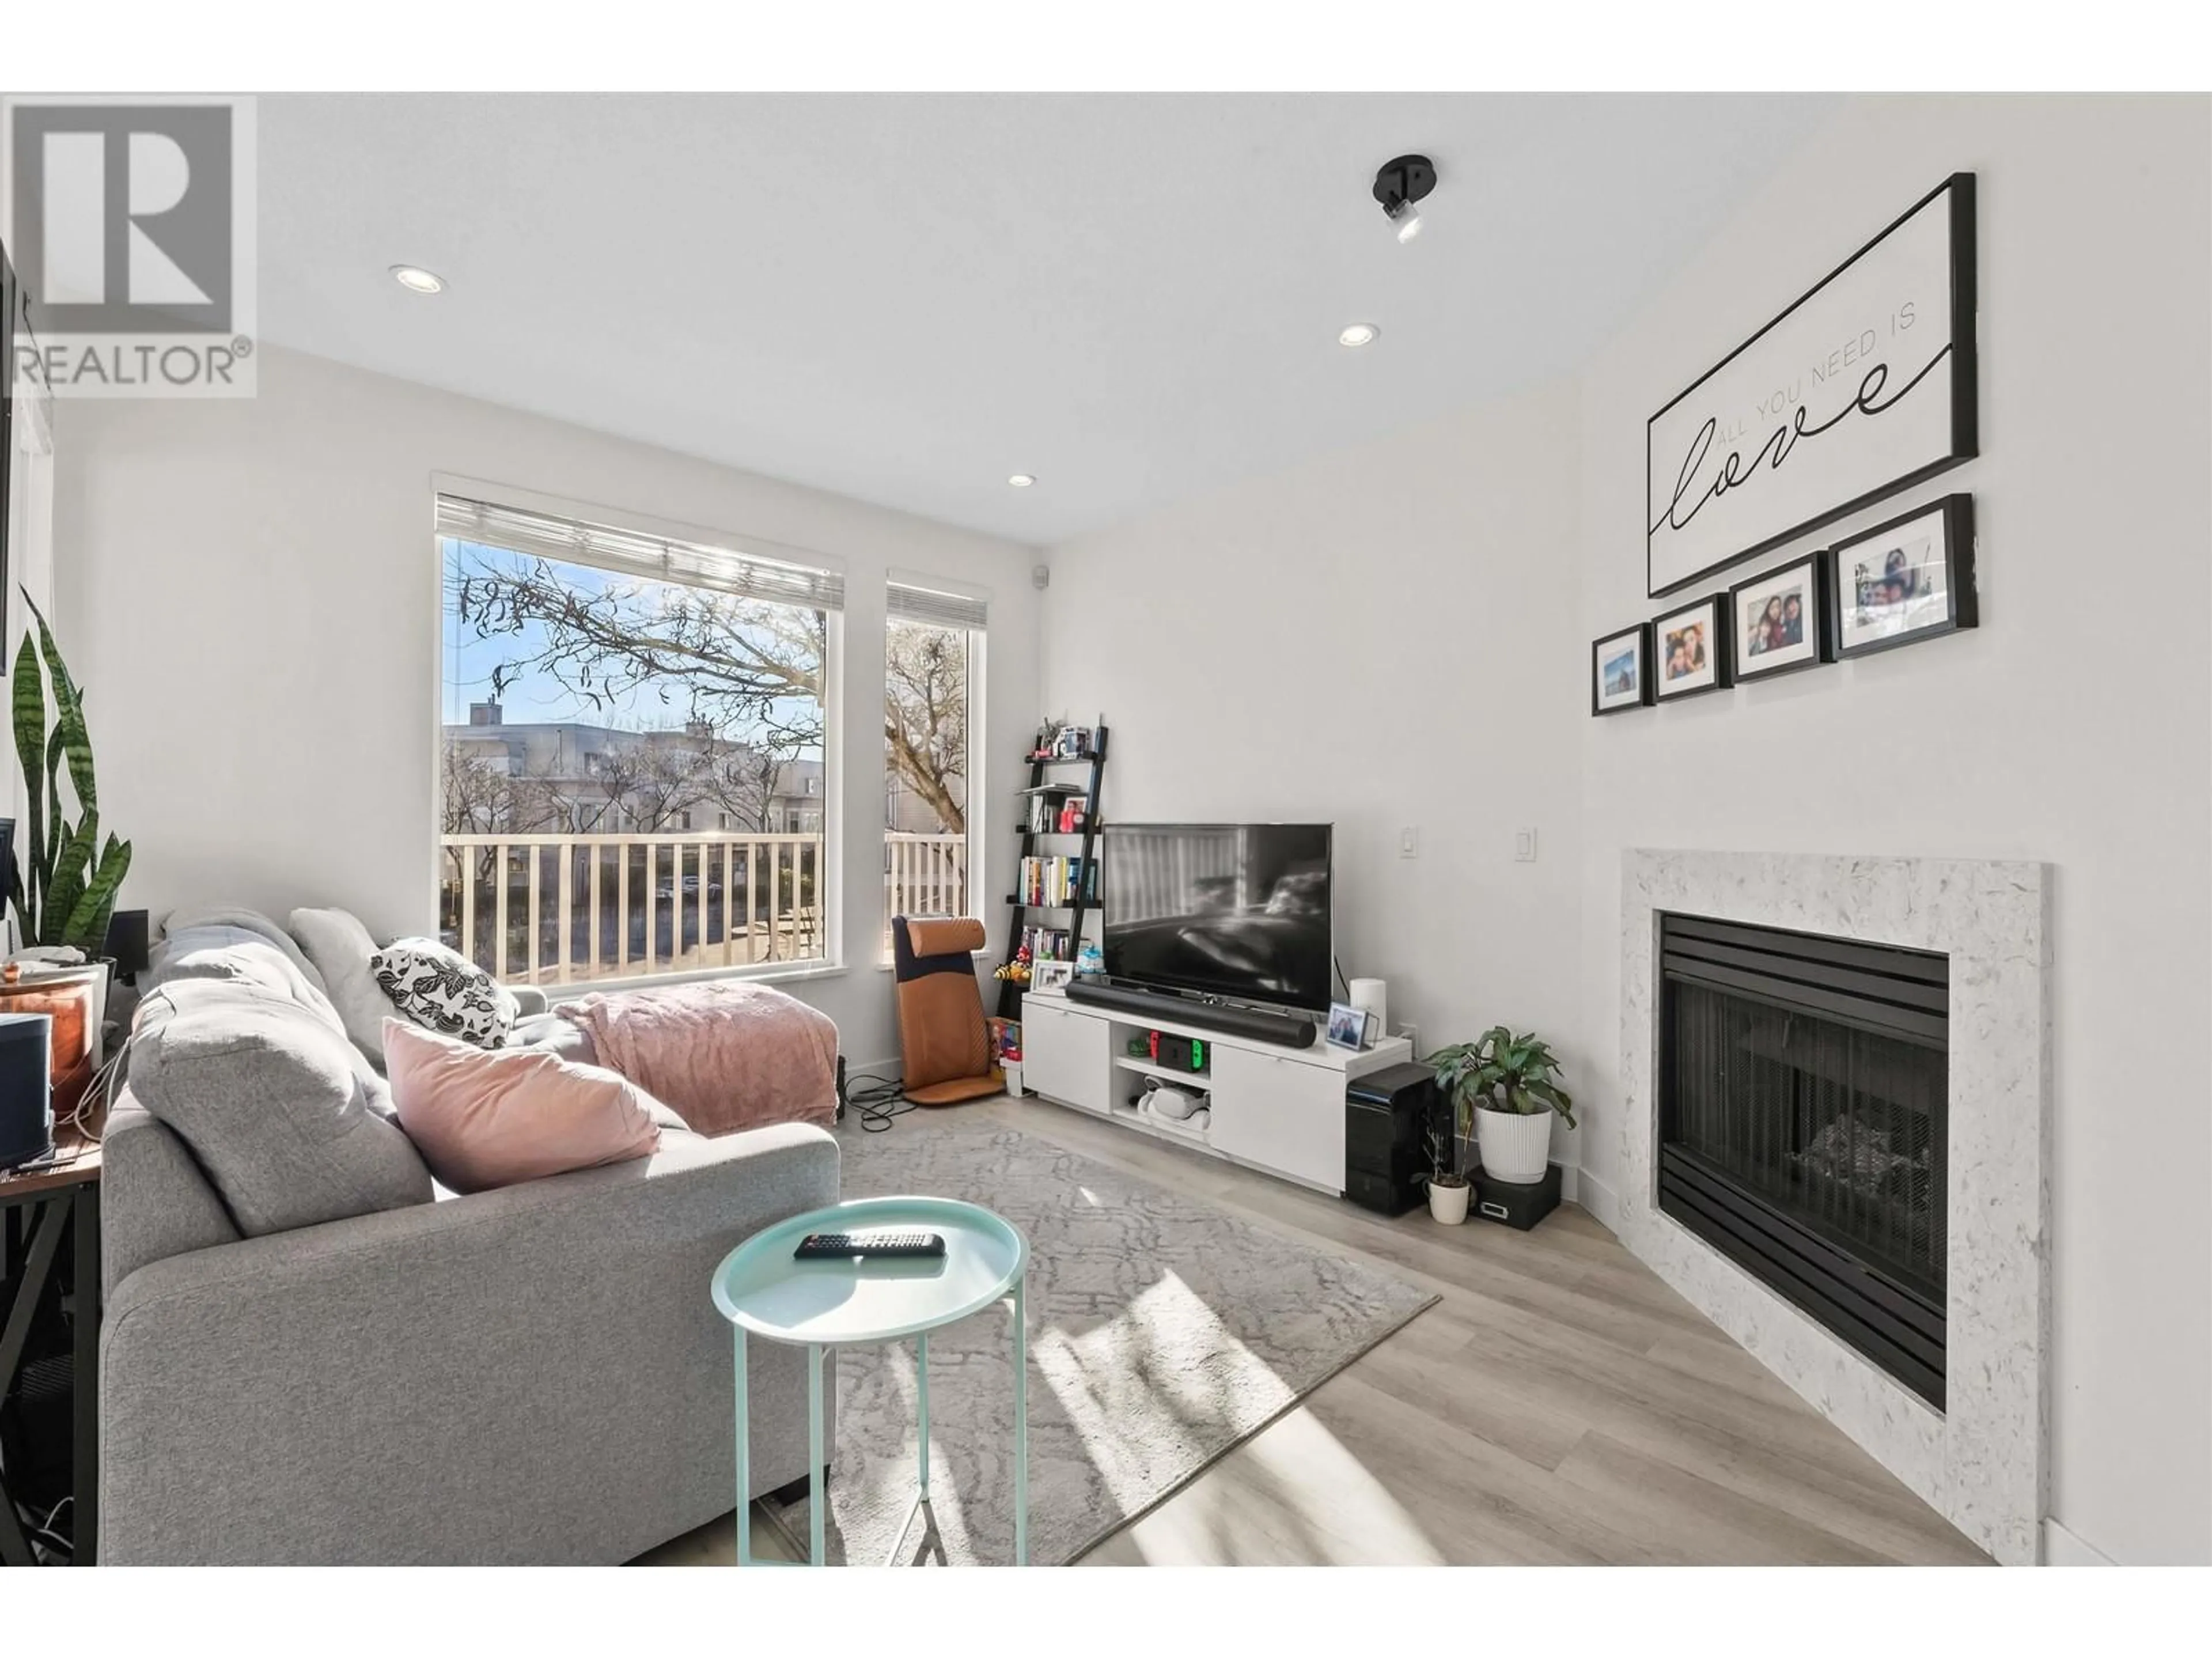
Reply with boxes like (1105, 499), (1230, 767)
(1399, 826), (1420, 859)
(1514, 828), (1538, 862)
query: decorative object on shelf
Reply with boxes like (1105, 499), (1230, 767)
(1592, 622), (1653, 717)
(1647, 173), (1977, 597)
(993, 944), (1035, 988)
(1347, 977), (1388, 1040)
(1652, 592), (1730, 702)
(1827, 493), (1978, 659)
(8, 597), (132, 956)
(1026, 718), (1097, 763)
(1423, 1116), (1469, 1224)
(1031, 960), (1073, 993)
(1729, 550), (1832, 681)
(1427, 1027), (1575, 1185)
(1027, 717), (1065, 760)
(1324, 999), (1374, 1051)
(1075, 940), (1105, 979)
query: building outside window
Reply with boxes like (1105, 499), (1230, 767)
(438, 493), (843, 986)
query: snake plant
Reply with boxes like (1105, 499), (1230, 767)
(8, 593), (131, 953)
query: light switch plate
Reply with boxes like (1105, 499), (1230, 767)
(1399, 827), (1420, 859)
(1514, 828), (1538, 862)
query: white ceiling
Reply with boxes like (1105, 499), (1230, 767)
(257, 93), (1841, 547)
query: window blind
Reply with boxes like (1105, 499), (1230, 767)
(888, 576), (988, 631)
(435, 494), (846, 613)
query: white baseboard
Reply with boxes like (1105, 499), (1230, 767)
(2041, 1518), (2115, 1566)
(1574, 1167), (1622, 1233)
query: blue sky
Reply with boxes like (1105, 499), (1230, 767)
(440, 538), (822, 755)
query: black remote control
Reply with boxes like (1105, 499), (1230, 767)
(794, 1230), (946, 1260)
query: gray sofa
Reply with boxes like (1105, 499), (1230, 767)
(99, 912), (839, 1565)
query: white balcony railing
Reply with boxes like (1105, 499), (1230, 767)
(440, 830), (971, 986)
(441, 832), (827, 987)
(885, 831), (969, 927)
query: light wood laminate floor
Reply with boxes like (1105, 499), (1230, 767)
(645, 1096), (1987, 1566)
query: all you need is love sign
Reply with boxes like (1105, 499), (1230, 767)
(1645, 173), (1978, 598)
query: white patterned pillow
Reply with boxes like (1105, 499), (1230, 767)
(370, 938), (517, 1048)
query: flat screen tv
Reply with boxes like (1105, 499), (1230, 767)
(1101, 823), (1334, 1012)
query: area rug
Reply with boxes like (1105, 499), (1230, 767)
(766, 1112), (1435, 1565)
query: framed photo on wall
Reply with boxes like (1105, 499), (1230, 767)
(1729, 554), (1831, 681)
(1652, 593), (1729, 701)
(1646, 173), (1978, 596)
(1827, 494), (1978, 659)
(1591, 623), (1653, 717)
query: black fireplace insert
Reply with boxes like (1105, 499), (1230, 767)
(1657, 914), (1948, 1408)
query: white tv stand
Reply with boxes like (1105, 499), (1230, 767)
(1016, 986), (1413, 1195)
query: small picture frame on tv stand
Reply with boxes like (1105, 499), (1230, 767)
(1324, 1000), (1374, 1051)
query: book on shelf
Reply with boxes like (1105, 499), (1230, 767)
(1016, 855), (1097, 907)
(1019, 924), (1074, 963)
(1023, 792), (1089, 834)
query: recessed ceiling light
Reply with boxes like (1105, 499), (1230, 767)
(1007, 474), (1036, 488)
(1338, 323), (1380, 348)
(389, 264), (446, 294)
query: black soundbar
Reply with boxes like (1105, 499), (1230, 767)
(1065, 979), (1317, 1048)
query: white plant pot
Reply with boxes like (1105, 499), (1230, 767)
(1427, 1179), (1471, 1224)
(1476, 1107), (1552, 1184)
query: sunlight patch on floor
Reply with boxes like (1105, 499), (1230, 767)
(1116, 1402), (1446, 1566)
(1037, 1269), (1299, 1517)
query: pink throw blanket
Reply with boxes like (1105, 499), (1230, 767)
(565, 982), (838, 1138)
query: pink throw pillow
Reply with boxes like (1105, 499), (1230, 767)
(382, 1018), (661, 1193)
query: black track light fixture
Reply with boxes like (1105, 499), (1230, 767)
(1372, 154), (1437, 244)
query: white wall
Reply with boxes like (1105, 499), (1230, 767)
(1046, 94), (2212, 1565)
(1571, 96), (2210, 1565)
(1040, 377), (1590, 1166)
(53, 345), (1041, 1067)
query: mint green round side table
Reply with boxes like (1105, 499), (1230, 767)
(710, 1195), (1031, 1567)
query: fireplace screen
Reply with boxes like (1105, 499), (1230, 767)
(1658, 915), (1948, 1407)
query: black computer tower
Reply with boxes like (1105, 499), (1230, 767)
(1343, 1061), (1438, 1216)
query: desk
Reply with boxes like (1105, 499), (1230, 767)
(0, 1104), (100, 1566)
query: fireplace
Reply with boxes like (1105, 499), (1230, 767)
(1622, 852), (2048, 1565)
(1657, 914), (1948, 1408)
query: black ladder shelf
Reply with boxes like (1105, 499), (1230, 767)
(997, 717), (1108, 1020)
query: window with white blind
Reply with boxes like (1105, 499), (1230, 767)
(884, 574), (985, 952)
(437, 491), (842, 987)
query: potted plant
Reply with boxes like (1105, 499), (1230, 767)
(6, 596), (132, 1072)
(1422, 1117), (1470, 1224)
(1428, 1027), (1575, 1185)
(7, 596), (132, 962)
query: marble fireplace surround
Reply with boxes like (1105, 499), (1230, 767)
(1618, 850), (2051, 1566)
